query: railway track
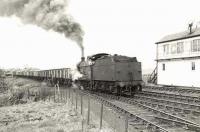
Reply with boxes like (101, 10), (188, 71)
(144, 85), (200, 95)
(136, 92), (200, 109)
(134, 94), (200, 113)
(133, 95), (200, 125)
(77, 89), (169, 132)
(76, 89), (200, 132)
(140, 91), (200, 104)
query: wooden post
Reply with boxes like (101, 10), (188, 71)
(69, 88), (70, 99)
(82, 119), (84, 132)
(125, 115), (128, 132)
(39, 90), (41, 101)
(57, 89), (60, 102)
(34, 92), (36, 101)
(60, 90), (63, 101)
(43, 93), (45, 101)
(43, 89), (45, 101)
(63, 89), (65, 101)
(87, 96), (90, 125)
(29, 91), (32, 100)
(27, 89), (30, 100)
(61, 89), (63, 101)
(72, 90), (74, 105)
(100, 103), (103, 129)
(37, 91), (39, 101)
(32, 91), (34, 100)
(65, 89), (67, 102)
(76, 91), (78, 110)
(59, 90), (61, 101)
(81, 94), (83, 115)
(54, 87), (56, 102)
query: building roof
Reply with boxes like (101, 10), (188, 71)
(156, 27), (200, 44)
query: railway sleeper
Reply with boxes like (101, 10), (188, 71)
(86, 92), (168, 131)
(136, 99), (200, 118)
(144, 86), (200, 95)
(143, 95), (200, 110)
(81, 90), (170, 132)
(132, 99), (200, 127)
(130, 124), (150, 131)
(140, 91), (200, 102)
(81, 89), (200, 131)
(155, 116), (200, 132)
(116, 94), (199, 121)
(155, 116), (189, 127)
(192, 110), (200, 116)
(144, 96), (200, 107)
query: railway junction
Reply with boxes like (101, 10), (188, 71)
(1, 75), (200, 132)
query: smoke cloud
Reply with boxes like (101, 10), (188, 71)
(0, 0), (84, 48)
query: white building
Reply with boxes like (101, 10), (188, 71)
(156, 26), (200, 87)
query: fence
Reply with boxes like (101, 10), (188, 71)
(27, 86), (130, 132)
(0, 77), (7, 92)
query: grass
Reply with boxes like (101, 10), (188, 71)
(0, 78), (115, 132)
(0, 78), (52, 106)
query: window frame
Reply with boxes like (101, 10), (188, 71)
(163, 44), (169, 54)
(162, 63), (165, 71)
(177, 42), (184, 54)
(192, 62), (195, 70)
(171, 43), (177, 54)
(191, 39), (200, 52)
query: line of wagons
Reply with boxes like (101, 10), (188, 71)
(12, 53), (143, 96)
(13, 68), (72, 86)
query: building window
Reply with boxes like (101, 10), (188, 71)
(162, 63), (165, 71)
(171, 43), (177, 54)
(192, 62), (195, 70)
(191, 39), (200, 52)
(163, 44), (169, 54)
(170, 42), (184, 54)
(177, 42), (184, 53)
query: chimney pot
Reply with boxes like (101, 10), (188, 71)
(188, 23), (193, 34)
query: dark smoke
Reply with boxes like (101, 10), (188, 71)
(0, 0), (84, 48)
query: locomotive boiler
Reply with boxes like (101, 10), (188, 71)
(77, 53), (143, 96)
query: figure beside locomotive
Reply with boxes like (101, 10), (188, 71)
(76, 53), (143, 96)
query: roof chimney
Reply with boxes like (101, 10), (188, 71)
(188, 22), (193, 34)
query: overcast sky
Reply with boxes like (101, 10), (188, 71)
(0, 0), (200, 72)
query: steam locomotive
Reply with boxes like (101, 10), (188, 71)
(76, 53), (143, 96)
(12, 52), (142, 96)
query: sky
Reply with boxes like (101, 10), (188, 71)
(0, 0), (200, 72)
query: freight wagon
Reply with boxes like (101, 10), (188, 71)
(13, 68), (72, 86)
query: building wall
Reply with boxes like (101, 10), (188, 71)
(157, 59), (200, 87)
(157, 36), (200, 87)
(157, 36), (200, 60)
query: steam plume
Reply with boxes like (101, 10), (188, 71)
(0, 0), (84, 48)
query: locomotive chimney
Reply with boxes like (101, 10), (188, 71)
(81, 47), (85, 61)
